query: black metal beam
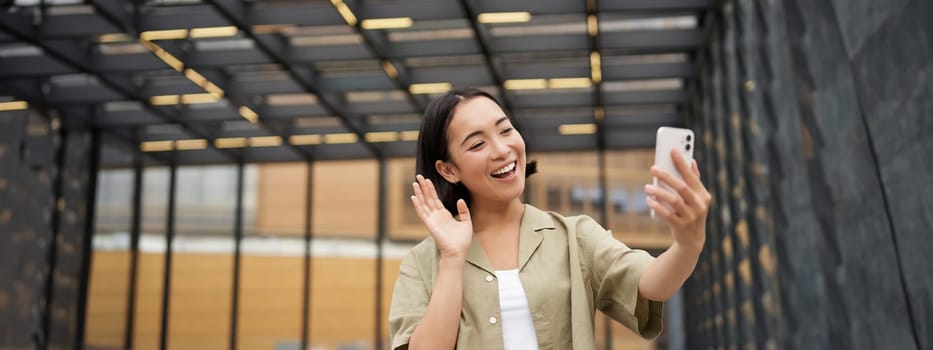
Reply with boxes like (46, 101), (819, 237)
(229, 161), (245, 350)
(123, 152), (144, 350)
(5, 62), (693, 114)
(0, 42), (700, 80)
(357, 0), (463, 19)
(300, 161), (314, 350)
(3, 6), (313, 165)
(137, 3), (342, 33)
(599, 0), (713, 11)
(598, 149), (612, 350)
(19, 0), (712, 39)
(603, 62), (696, 80)
(0, 13), (244, 163)
(601, 29), (706, 51)
(89, 0), (135, 36)
(375, 158), (388, 350)
(456, 0), (516, 119)
(205, 0), (383, 159)
(106, 100), (678, 135)
(75, 129), (101, 349)
(90, 131), (662, 167)
(341, 2), (425, 113)
(158, 160), (178, 350)
(587, 3), (615, 343)
(202, 72), (318, 162)
(0, 0), (704, 167)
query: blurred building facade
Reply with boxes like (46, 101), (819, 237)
(83, 152), (672, 350)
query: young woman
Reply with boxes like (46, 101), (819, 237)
(389, 87), (710, 349)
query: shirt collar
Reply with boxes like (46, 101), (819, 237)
(465, 204), (556, 274)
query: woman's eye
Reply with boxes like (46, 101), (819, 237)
(501, 127), (513, 135)
(469, 142), (484, 150)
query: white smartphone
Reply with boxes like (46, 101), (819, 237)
(651, 126), (695, 218)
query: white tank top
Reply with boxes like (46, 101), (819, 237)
(495, 269), (540, 350)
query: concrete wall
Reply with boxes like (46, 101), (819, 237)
(685, 0), (932, 349)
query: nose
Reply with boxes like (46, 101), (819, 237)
(489, 138), (510, 160)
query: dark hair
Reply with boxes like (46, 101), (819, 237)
(416, 87), (537, 216)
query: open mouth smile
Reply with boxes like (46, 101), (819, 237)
(491, 161), (517, 179)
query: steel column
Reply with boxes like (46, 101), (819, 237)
(158, 159), (178, 350)
(229, 161), (246, 350)
(75, 129), (101, 349)
(123, 152), (145, 349)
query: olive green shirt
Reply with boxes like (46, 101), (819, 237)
(389, 204), (664, 349)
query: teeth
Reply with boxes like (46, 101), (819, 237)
(492, 162), (516, 176)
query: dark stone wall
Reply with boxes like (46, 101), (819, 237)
(0, 110), (94, 349)
(685, 0), (932, 349)
(0, 110), (58, 349)
(47, 129), (95, 350)
(845, 1), (933, 348)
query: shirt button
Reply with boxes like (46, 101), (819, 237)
(485, 275), (494, 282)
(489, 316), (498, 325)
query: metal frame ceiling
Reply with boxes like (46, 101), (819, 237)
(0, 0), (712, 166)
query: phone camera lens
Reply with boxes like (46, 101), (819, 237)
(686, 135), (692, 142)
(686, 144), (691, 151)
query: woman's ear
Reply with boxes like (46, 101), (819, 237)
(435, 160), (460, 184)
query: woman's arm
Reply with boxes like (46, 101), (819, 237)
(637, 241), (702, 301)
(408, 257), (465, 349)
(406, 175), (473, 349)
(639, 149), (711, 301)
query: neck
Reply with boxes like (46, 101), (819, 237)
(469, 197), (525, 235)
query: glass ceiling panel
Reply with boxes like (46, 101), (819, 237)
(99, 43), (149, 55)
(604, 53), (688, 65)
(603, 79), (684, 92)
(194, 38), (254, 51)
(266, 94), (317, 106)
(403, 55), (485, 68)
(599, 15), (698, 31)
(14, 0), (83, 5)
(0, 44), (42, 57)
(489, 15), (587, 37)
(313, 59), (381, 73)
(346, 91), (406, 103)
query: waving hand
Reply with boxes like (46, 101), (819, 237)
(410, 174), (473, 259)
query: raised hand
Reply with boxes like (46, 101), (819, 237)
(645, 149), (712, 253)
(410, 174), (473, 259)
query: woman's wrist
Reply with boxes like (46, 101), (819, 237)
(670, 240), (704, 259)
(438, 255), (467, 270)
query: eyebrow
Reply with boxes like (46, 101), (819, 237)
(459, 116), (510, 146)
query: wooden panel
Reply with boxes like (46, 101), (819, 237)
(312, 160), (378, 238)
(85, 251), (403, 350)
(237, 255), (303, 350)
(387, 158), (428, 240)
(253, 160), (379, 238)
(85, 251), (130, 348)
(167, 253), (233, 350)
(255, 163), (308, 236)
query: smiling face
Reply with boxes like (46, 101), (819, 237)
(434, 96), (527, 206)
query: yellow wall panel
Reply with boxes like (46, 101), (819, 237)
(86, 252), (403, 350)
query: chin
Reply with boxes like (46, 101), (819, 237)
(500, 179), (526, 200)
